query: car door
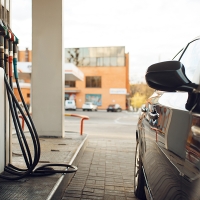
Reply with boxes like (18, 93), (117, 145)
(139, 90), (188, 199)
(177, 38), (200, 200)
(144, 38), (200, 200)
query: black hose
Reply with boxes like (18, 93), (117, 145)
(0, 71), (77, 180)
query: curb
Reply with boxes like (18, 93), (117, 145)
(46, 134), (89, 200)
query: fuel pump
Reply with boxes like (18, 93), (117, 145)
(0, 21), (78, 180)
(0, 19), (9, 174)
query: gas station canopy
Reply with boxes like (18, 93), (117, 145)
(64, 63), (84, 81)
(17, 62), (84, 81)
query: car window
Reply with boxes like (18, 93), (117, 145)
(179, 39), (200, 84)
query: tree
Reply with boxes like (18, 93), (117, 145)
(129, 83), (154, 110)
(131, 92), (146, 110)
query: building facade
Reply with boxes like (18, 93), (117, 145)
(18, 46), (130, 110)
(65, 46), (130, 110)
(18, 48), (32, 62)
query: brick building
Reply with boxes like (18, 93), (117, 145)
(18, 46), (130, 110)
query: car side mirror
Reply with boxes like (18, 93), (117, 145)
(145, 61), (198, 92)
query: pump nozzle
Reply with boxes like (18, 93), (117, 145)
(5, 25), (19, 78)
(0, 19), (8, 36)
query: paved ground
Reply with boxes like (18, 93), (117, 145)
(62, 111), (139, 200)
(0, 130), (86, 200)
(0, 110), (139, 200)
(62, 137), (137, 200)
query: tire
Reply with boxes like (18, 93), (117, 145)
(82, 109), (84, 111)
(134, 142), (146, 200)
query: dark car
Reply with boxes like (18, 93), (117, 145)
(134, 36), (200, 200)
(107, 104), (122, 112)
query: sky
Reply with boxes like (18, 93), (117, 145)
(11, 0), (200, 83)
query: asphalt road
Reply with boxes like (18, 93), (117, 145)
(64, 110), (139, 139)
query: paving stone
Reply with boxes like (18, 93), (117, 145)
(115, 186), (125, 191)
(61, 138), (139, 200)
(62, 197), (80, 200)
(92, 185), (105, 190)
(124, 187), (134, 192)
(86, 179), (95, 184)
(81, 194), (103, 199)
(65, 190), (82, 194)
(105, 185), (115, 190)
(95, 180), (104, 185)
(94, 189), (104, 194)
(89, 172), (97, 176)
(115, 196), (126, 200)
(63, 193), (81, 198)
(103, 194), (115, 200)
(125, 192), (135, 198)
(105, 181), (115, 186)
(105, 190), (125, 196)
(83, 187), (94, 193)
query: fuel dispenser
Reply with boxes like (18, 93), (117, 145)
(0, 66), (4, 173)
(0, 20), (77, 180)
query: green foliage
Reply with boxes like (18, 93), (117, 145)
(131, 92), (146, 109)
(130, 83), (154, 109)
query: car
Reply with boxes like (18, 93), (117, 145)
(107, 104), (122, 112)
(134, 36), (200, 200)
(82, 102), (98, 111)
(65, 100), (76, 111)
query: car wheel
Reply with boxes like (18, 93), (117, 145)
(82, 109), (84, 111)
(134, 142), (146, 200)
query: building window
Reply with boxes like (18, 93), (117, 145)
(86, 76), (101, 88)
(27, 93), (30, 98)
(85, 94), (102, 106)
(65, 47), (125, 67)
(65, 81), (76, 88)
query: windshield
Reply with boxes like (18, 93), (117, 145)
(179, 39), (200, 84)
